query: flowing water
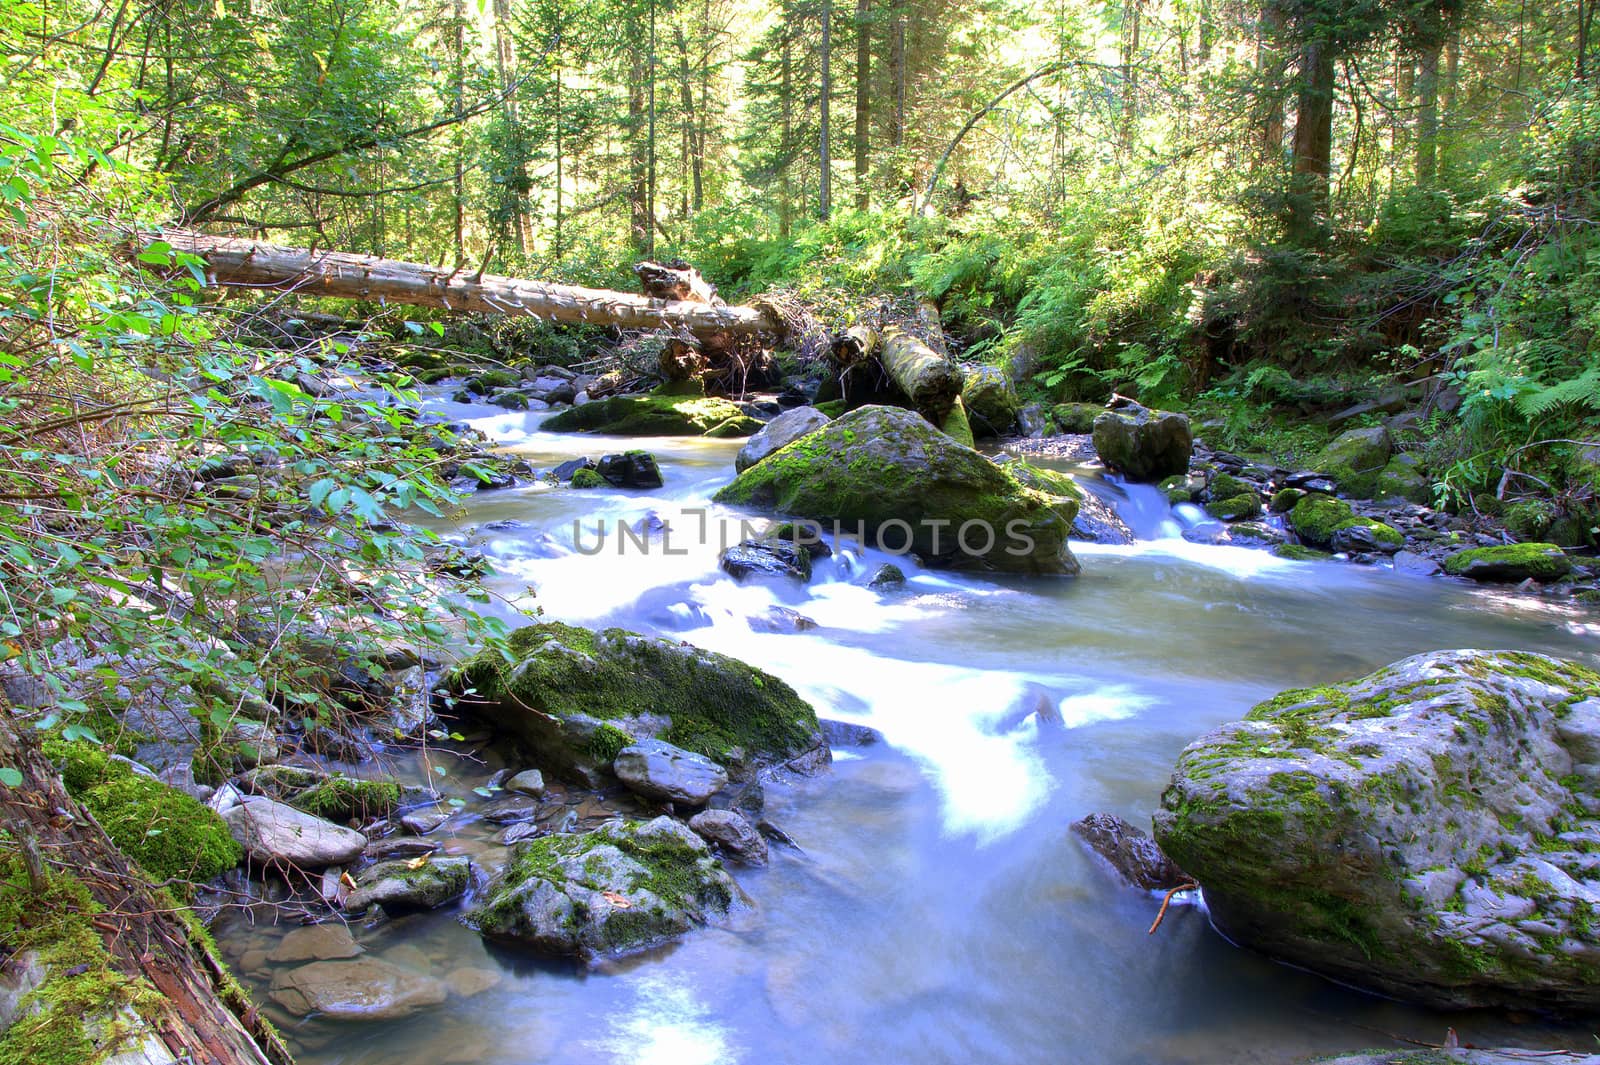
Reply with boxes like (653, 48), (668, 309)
(220, 399), (1600, 1065)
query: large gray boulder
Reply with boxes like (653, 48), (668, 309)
(714, 405), (1080, 575)
(1091, 403), (1192, 481)
(613, 739), (729, 805)
(269, 957), (447, 1021)
(735, 406), (831, 472)
(1154, 649), (1600, 1011)
(467, 816), (737, 962)
(225, 798), (366, 868)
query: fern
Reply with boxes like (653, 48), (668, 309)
(1514, 367), (1600, 417)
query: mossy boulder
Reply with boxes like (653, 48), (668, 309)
(1153, 649), (1600, 1011)
(344, 856), (472, 915)
(735, 406), (830, 473)
(1310, 426), (1392, 498)
(1090, 403), (1192, 481)
(46, 741), (241, 882)
(1273, 543), (1332, 562)
(1442, 543), (1573, 583)
(1328, 516), (1404, 554)
(288, 775), (401, 823)
(467, 369), (520, 395)
(712, 405), (1080, 575)
(1270, 487), (1305, 513)
(1205, 476), (1263, 521)
(961, 365), (1022, 437)
(1051, 402), (1102, 435)
(541, 391), (760, 437)
(569, 467), (606, 488)
(1288, 493), (1355, 547)
(1375, 452), (1431, 504)
(467, 816), (736, 962)
(445, 621), (825, 783)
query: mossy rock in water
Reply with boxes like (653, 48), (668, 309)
(1153, 649), (1600, 1012)
(1090, 403), (1192, 481)
(467, 816), (736, 962)
(712, 405), (1079, 575)
(1442, 542), (1572, 583)
(289, 775), (401, 823)
(1158, 474), (1194, 504)
(1051, 402), (1102, 435)
(1270, 487), (1305, 513)
(1328, 516), (1404, 554)
(445, 621), (824, 782)
(569, 467), (607, 489)
(961, 365), (1021, 437)
(1205, 475), (1263, 521)
(45, 740), (241, 882)
(541, 391), (761, 437)
(1310, 426), (1392, 498)
(1273, 543), (1332, 562)
(467, 369), (521, 394)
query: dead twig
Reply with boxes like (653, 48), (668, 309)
(1147, 879), (1199, 935)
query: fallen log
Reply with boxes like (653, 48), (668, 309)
(880, 325), (965, 422)
(0, 711), (289, 1065)
(147, 229), (784, 342)
(829, 324), (879, 370)
(633, 260), (721, 304)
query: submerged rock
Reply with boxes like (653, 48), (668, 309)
(1091, 403), (1192, 481)
(541, 392), (760, 437)
(736, 405), (831, 473)
(714, 405), (1079, 575)
(1153, 649), (1600, 1011)
(1071, 812), (1190, 891)
(445, 621), (826, 783)
(596, 450), (664, 489)
(1443, 542), (1573, 583)
(344, 856), (472, 915)
(269, 957), (447, 1021)
(613, 739), (730, 806)
(467, 816), (738, 961)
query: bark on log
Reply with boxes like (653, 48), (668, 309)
(633, 260), (721, 304)
(150, 230), (782, 341)
(880, 325), (964, 422)
(829, 324), (879, 369)
(658, 338), (708, 382)
(0, 711), (290, 1065)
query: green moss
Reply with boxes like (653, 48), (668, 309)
(1051, 402), (1101, 434)
(0, 854), (163, 1065)
(467, 369), (520, 394)
(450, 622), (819, 768)
(45, 741), (241, 882)
(289, 775), (401, 822)
(541, 391), (760, 437)
(813, 399), (848, 418)
(1158, 474), (1193, 503)
(587, 723), (634, 765)
(1272, 543), (1331, 562)
(1207, 492), (1262, 521)
(1332, 515), (1404, 549)
(939, 399), (975, 447)
(1441, 542), (1573, 581)
(569, 467), (607, 489)
(1270, 487), (1305, 513)
(1288, 493), (1354, 547)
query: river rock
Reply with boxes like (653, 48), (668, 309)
(614, 739), (729, 805)
(541, 391), (761, 437)
(866, 563), (906, 588)
(1071, 812), (1189, 891)
(269, 957), (447, 1021)
(715, 405), (1079, 575)
(505, 769), (546, 796)
(344, 856), (472, 914)
(445, 621), (826, 783)
(596, 450), (664, 488)
(267, 924), (364, 963)
(1375, 452), (1430, 503)
(735, 406), (831, 473)
(1316, 1052), (1600, 1065)
(1153, 649), (1600, 1011)
(468, 816), (737, 961)
(225, 799), (366, 868)
(720, 538), (812, 583)
(1310, 425), (1392, 498)
(961, 365), (1021, 438)
(1442, 542), (1573, 583)
(688, 809), (769, 865)
(1091, 403), (1192, 481)
(1289, 493), (1402, 552)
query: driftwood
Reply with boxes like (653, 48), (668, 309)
(148, 230), (783, 342)
(0, 711), (289, 1064)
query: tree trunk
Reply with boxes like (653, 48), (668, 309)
(830, 324), (879, 369)
(1416, 39), (1441, 184)
(819, 0), (833, 220)
(780, 33), (794, 237)
(1257, 6), (1285, 169)
(152, 230), (785, 338)
(0, 713), (290, 1065)
(854, 0), (871, 210)
(1288, 41), (1335, 243)
(1394, 50), (1413, 160)
(492, 0), (529, 256)
(451, 0), (466, 263)
(890, 8), (906, 151)
(880, 324), (963, 422)
(1120, 0), (1141, 155)
(629, 49), (651, 257)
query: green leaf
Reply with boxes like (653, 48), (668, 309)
(0, 768), (20, 787)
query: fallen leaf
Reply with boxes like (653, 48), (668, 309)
(340, 871), (357, 890)
(405, 856), (430, 870)
(601, 891), (632, 909)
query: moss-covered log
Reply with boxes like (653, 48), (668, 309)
(879, 325), (964, 423)
(0, 713), (288, 1065)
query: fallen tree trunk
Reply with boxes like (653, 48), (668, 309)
(148, 230), (784, 341)
(880, 325), (965, 422)
(829, 324), (879, 370)
(0, 711), (290, 1065)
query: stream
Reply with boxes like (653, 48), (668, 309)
(218, 398), (1600, 1065)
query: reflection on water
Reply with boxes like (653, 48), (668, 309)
(230, 406), (1600, 1064)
